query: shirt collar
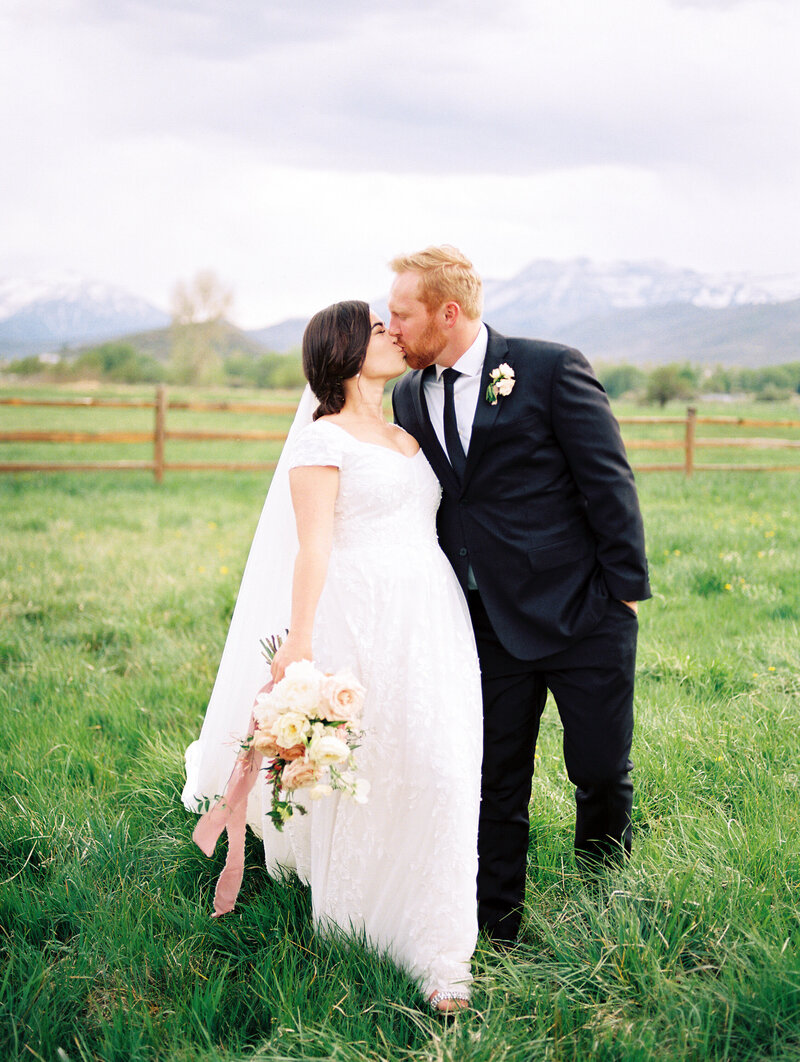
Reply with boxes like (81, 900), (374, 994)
(434, 322), (487, 381)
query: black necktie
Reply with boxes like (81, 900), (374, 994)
(442, 367), (467, 481)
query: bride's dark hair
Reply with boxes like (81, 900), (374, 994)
(302, 300), (372, 420)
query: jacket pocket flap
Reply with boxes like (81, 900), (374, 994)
(527, 535), (593, 572)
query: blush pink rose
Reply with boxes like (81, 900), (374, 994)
(319, 671), (366, 722)
(281, 757), (321, 790)
(251, 728), (279, 757)
(276, 742), (306, 761)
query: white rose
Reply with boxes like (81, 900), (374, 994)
(253, 690), (281, 730)
(495, 376), (515, 396)
(309, 721), (328, 742)
(273, 710), (311, 749)
(256, 683), (295, 717)
(308, 732), (350, 768)
(279, 660), (325, 714)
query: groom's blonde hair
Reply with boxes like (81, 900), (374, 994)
(390, 245), (483, 320)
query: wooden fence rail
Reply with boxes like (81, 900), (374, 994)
(621, 407), (800, 474)
(0, 386), (298, 482)
(1, 391), (800, 479)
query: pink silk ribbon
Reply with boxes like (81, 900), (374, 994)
(192, 682), (271, 917)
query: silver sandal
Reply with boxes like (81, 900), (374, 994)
(428, 990), (470, 1014)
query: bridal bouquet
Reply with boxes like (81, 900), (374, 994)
(192, 643), (370, 917)
(251, 653), (369, 830)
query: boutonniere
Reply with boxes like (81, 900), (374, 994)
(485, 363), (515, 405)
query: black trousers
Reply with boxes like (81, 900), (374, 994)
(468, 590), (638, 941)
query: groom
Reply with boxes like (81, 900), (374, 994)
(389, 245), (651, 943)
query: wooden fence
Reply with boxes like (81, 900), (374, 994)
(623, 407), (800, 474)
(0, 388), (296, 482)
(1, 390), (800, 479)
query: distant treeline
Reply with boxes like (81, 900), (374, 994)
(597, 361), (800, 405)
(3, 341), (800, 405)
(2, 341), (307, 390)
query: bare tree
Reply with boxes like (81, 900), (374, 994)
(169, 271), (233, 385)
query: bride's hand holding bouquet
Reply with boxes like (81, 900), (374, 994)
(268, 630), (313, 685)
(192, 637), (369, 917)
(257, 636), (369, 830)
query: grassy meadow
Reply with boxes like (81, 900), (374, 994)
(1, 386), (799, 1061)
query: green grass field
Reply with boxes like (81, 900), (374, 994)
(1, 387), (799, 1061)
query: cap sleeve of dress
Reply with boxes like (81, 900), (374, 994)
(287, 420), (345, 470)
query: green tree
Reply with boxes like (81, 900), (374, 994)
(224, 351), (305, 390)
(645, 364), (695, 407)
(740, 362), (800, 395)
(72, 342), (163, 384)
(700, 365), (736, 394)
(597, 363), (645, 399)
(4, 355), (47, 376)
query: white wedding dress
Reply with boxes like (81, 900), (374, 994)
(262, 418), (483, 997)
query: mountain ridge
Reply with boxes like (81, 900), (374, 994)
(254, 259), (800, 365)
(0, 273), (169, 355)
(3, 260), (800, 365)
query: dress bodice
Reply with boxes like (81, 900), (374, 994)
(288, 419), (442, 555)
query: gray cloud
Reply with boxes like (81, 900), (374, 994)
(2, 0), (799, 323)
(668, 0), (775, 7)
(15, 0), (789, 186)
(80, 0), (456, 56)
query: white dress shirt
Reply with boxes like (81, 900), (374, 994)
(423, 322), (488, 459)
(423, 323), (487, 591)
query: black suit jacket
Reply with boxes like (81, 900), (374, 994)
(392, 325), (651, 660)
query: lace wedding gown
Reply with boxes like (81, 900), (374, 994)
(264, 418), (482, 997)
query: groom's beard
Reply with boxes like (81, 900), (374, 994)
(401, 317), (448, 371)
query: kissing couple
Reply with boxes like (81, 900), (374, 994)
(183, 244), (650, 1014)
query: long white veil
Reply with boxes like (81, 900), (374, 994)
(181, 385), (316, 834)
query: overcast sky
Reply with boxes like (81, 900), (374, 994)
(1, 0), (798, 327)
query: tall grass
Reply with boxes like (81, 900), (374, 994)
(1, 427), (799, 1059)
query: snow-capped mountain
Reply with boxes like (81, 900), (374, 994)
(0, 273), (170, 356)
(254, 259), (800, 364)
(481, 259), (800, 336)
(476, 260), (800, 364)
(3, 260), (799, 365)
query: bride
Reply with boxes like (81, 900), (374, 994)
(183, 301), (482, 1013)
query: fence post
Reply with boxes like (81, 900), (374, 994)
(685, 406), (697, 476)
(154, 385), (166, 482)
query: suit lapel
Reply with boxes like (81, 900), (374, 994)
(462, 327), (511, 484)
